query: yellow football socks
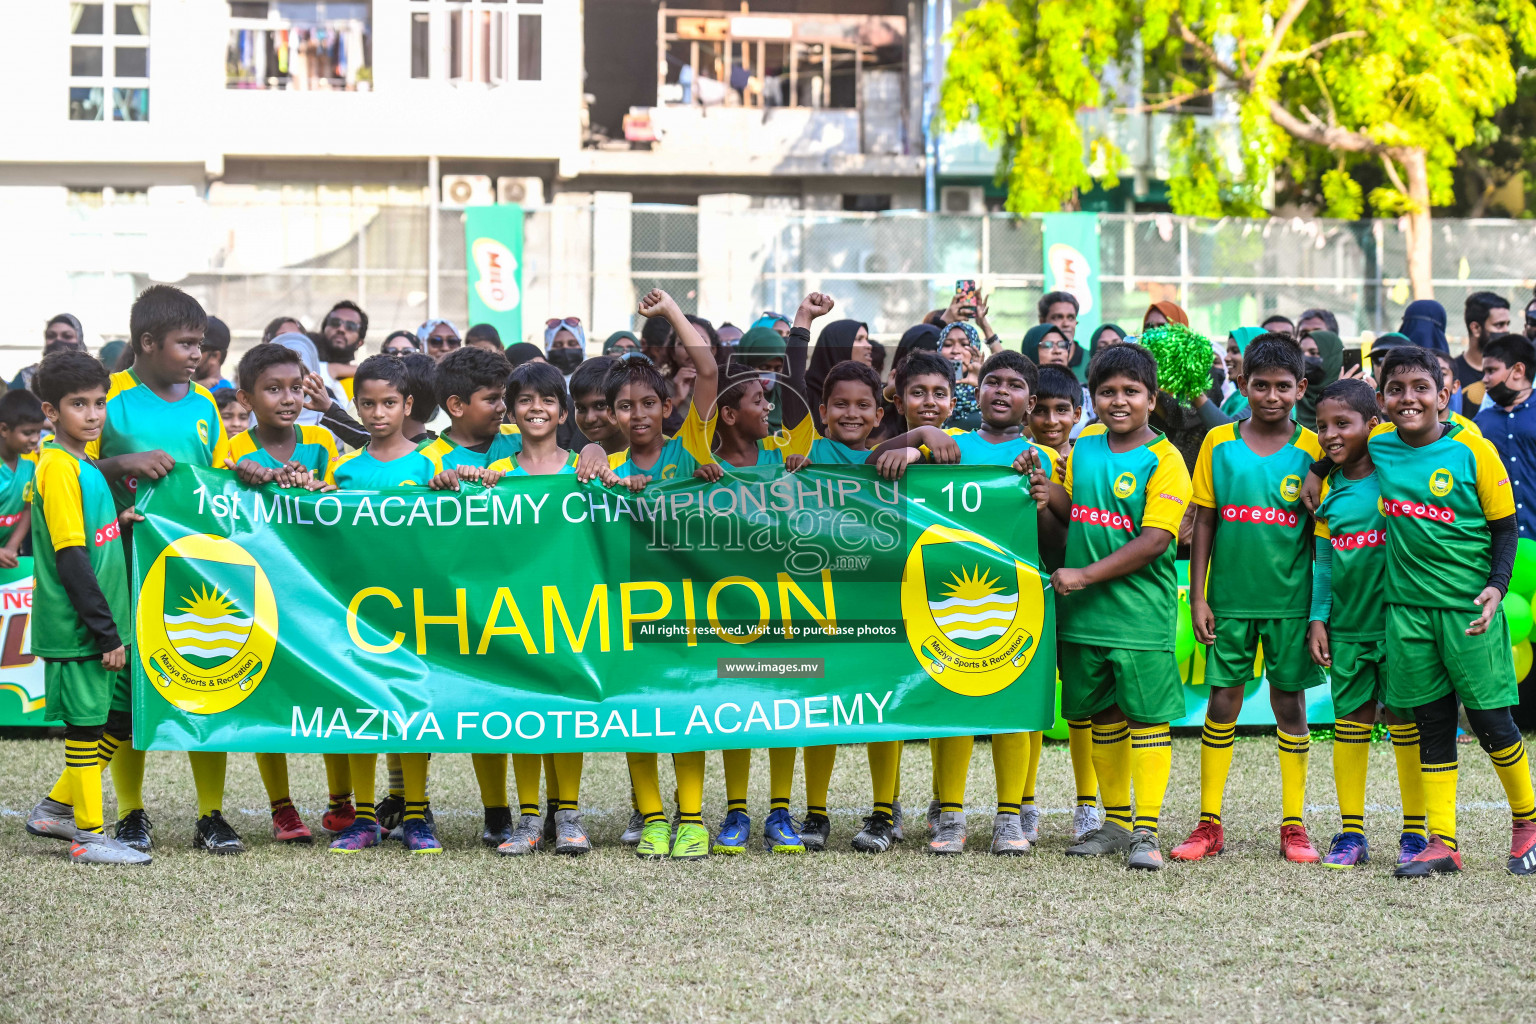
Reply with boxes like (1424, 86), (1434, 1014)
(386, 752), (404, 798)
(932, 735), (971, 816)
(1332, 719), (1372, 835)
(1422, 760), (1459, 849)
(187, 750), (227, 818)
(553, 752), (583, 810)
(1128, 724), (1172, 836)
(1091, 722), (1131, 829)
(349, 752), (378, 824)
(722, 748), (751, 816)
(472, 752), (509, 813)
(627, 752), (664, 823)
(803, 744), (836, 819)
(108, 738), (145, 818)
(673, 751), (706, 825)
(1387, 723), (1427, 838)
(769, 747), (796, 812)
(1277, 729), (1311, 828)
(254, 752), (290, 807)
(1198, 717), (1236, 824)
(1489, 740), (1536, 825)
(323, 752), (352, 811)
(400, 752), (430, 821)
(992, 732), (1027, 816)
(868, 740), (904, 821)
(1021, 730), (1042, 815)
(1067, 719), (1098, 808)
(64, 737), (104, 833)
(511, 753), (541, 817)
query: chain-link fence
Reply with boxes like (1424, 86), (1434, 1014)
(38, 199), (1536, 375)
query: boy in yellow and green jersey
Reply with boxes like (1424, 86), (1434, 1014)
(22, 350), (149, 865)
(229, 343), (343, 846)
(1175, 333), (1325, 865)
(576, 288), (719, 861)
(0, 390), (46, 562)
(1341, 346), (1536, 877)
(1304, 378), (1428, 869)
(413, 345), (525, 851)
(83, 285), (272, 856)
(328, 355), (458, 856)
(1035, 343), (1191, 871)
(487, 361), (588, 858)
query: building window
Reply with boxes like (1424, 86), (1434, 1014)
(227, 2), (373, 91)
(69, 2), (149, 120)
(409, 0), (539, 83)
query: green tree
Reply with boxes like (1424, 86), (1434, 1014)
(942, 0), (1536, 298)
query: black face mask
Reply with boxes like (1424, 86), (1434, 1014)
(1488, 377), (1523, 407)
(1303, 355), (1327, 390)
(547, 348), (584, 375)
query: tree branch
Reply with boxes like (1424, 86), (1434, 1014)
(1272, 31), (1368, 64)
(1264, 98), (1377, 152)
(1120, 86), (1220, 114)
(1253, 0), (1314, 79)
(1380, 154), (1409, 195)
(1174, 19), (1241, 83)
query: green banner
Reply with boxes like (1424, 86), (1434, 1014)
(464, 204), (525, 344)
(0, 557), (47, 727)
(131, 465), (1056, 753)
(1041, 212), (1101, 346)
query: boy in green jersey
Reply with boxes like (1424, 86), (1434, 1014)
(1034, 343), (1191, 870)
(569, 356), (625, 456)
(84, 285), (279, 856)
(1176, 334), (1325, 865)
(0, 390), (46, 563)
(1029, 365), (1083, 466)
(416, 345), (524, 850)
(487, 362), (590, 859)
(23, 350), (149, 865)
(229, 343), (343, 845)
(328, 355), (457, 856)
(1305, 378), (1428, 869)
(1353, 347), (1536, 877)
(576, 289), (719, 861)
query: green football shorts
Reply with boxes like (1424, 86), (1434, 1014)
(1385, 604), (1517, 711)
(1206, 615), (1323, 692)
(1059, 642), (1187, 724)
(43, 657), (130, 727)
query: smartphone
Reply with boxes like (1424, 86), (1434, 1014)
(954, 279), (978, 317)
(1341, 347), (1362, 377)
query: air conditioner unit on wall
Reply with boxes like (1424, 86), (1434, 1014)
(941, 186), (985, 215)
(442, 174), (494, 206)
(497, 176), (545, 206)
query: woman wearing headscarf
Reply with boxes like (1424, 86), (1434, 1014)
(13, 314), (85, 392)
(544, 317), (587, 376)
(1020, 322), (1089, 381)
(1295, 328), (1344, 429)
(603, 331), (639, 355)
(1220, 327), (1265, 418)
(805, 319), (871, 433)
(416, 318), (462, 362)
(505, 342), (545, 367)
(98, 340), (131, 374)
(750, 313), (791, 338)
(1143, 301), (1190, 330)
(1086, 322), (1126, 357)
(1397, 299), (1450, 355)
(940, 320), (985, 431)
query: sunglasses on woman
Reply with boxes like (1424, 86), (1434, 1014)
(427, 335), (461, 350)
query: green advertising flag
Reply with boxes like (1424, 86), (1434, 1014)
(0, 558), (46, 726)
(464, 204), (525, 344)
(130, 466), (1057, 753)
(1041, 212), (1101, 348)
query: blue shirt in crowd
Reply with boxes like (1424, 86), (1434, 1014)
(1476, 394), (1536, 538)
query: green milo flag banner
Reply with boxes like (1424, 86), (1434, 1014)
(0, 558), (46, 726)
(464, 204), (525, 345)
(130, 465), (1056, 753)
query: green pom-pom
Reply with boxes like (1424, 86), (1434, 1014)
(1139, 322), (1214, 400)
